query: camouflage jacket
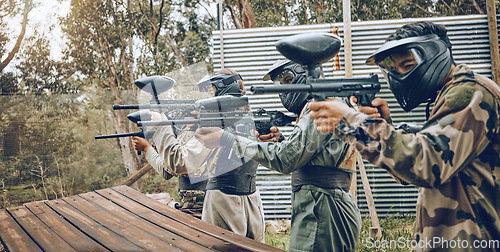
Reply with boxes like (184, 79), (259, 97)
(340, 64), (500, 251)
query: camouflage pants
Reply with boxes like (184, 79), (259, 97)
(290, 185), (361, 252)
(178, 189), (205, 211)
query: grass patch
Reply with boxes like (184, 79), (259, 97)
(265, 230), (290, 251)
(265, 214), (416, 251)
(357, 213), (415, 251)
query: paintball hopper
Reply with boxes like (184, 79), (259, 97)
(275, 33), (342, 66)
(135, 76), (176, 102)
(127, 110), (152, 124)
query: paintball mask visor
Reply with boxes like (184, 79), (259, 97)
(366, 34), (444, 83)
(377, 48), (423, 78)
(273, 64), (305, 85)
(196, 74), (242, 92)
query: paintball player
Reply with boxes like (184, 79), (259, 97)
(309, 21), (500, 251)
(140, 69), (266, 242)
(132, 122), (208, 217)
(196, 59), (362, 252)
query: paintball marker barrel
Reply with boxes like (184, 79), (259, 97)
(137, 110), (251, 127)
(250, 75), (380, 104)
(138, 109), (297, 135)
(94, 130), (155, 140)
(113, 104), (196, 111)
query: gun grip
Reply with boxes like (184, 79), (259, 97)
(356, 94), (384, 118)
(255, 122), (272, 135)
(258, 127), (271, 135)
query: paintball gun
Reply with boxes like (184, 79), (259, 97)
(138, 96), (297, 136)
(250, 33), (381, 105)
(112, 75), (197, 116)
(137, 95), (258, 136)
(95, 110), (154, 140)
(95, 110), (155, 154)
(252, 108), (297, 135)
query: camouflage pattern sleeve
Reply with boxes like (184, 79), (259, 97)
(340, 65), (500, 249)
(341, 68), (498, 188)
(230, 108), (331, 174)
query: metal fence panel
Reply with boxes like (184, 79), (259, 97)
(211, 14), (499, 220)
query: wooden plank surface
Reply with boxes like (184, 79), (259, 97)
(93, 188), (239, 251)
(8, 206), (77, 251)
(0, 210), (42, 252)
(76, 191), (211, 252)
(112, 185), (282, 252)
(45, 197), (146, 252)
(0, 185), (284, 252)
(24, 201), (108, 251)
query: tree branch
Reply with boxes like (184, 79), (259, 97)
(0, 0), (33, 72)
(241, 0), (256, 28)
(472, 0), (484, 14)
(225, 0), (243, 29)
(155, 0), (164, 46)
(0, 0), (16, 19)
(414, 3), (439, 16)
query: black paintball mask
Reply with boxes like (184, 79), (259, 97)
(366, 34), (453, 112)
(263, 60), (308, 114)
(197, 73), (243, 97)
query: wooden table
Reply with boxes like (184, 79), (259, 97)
(0, 185), (283, 251)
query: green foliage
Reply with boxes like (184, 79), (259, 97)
(136, 173), (181, 203)
(265, 228), (290, 250)
(133, 0), (215, 76)
(250, 0), (291, 26)
(294, 0), (343, 24)
(246, 0), (497, 27)
(0, 72), (18, 94)
(0, 91), (127, 207)
(16, 34), (79, 94)
(60, 0), (134, 84)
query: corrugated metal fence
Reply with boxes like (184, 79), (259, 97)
(211, 14), (499, 220)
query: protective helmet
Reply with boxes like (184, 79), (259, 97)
(196, 73), (243, 97)
(263, 60), (309, 114)
(366, 34), (452, 112)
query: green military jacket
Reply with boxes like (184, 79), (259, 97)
(232, 107), (356, 175)
(341, 64), (500, 251)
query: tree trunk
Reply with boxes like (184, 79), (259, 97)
(225, 0), (243, 29)
(241, 0), (256, 28)
(0, 0), (32, 72)
(99, 36), (141, 175)
(224, 0), (256, 29)
(107, 110), (140, 175)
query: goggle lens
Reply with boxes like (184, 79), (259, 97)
(273, 69), (295, 85)
(376, 48), (422, 76)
